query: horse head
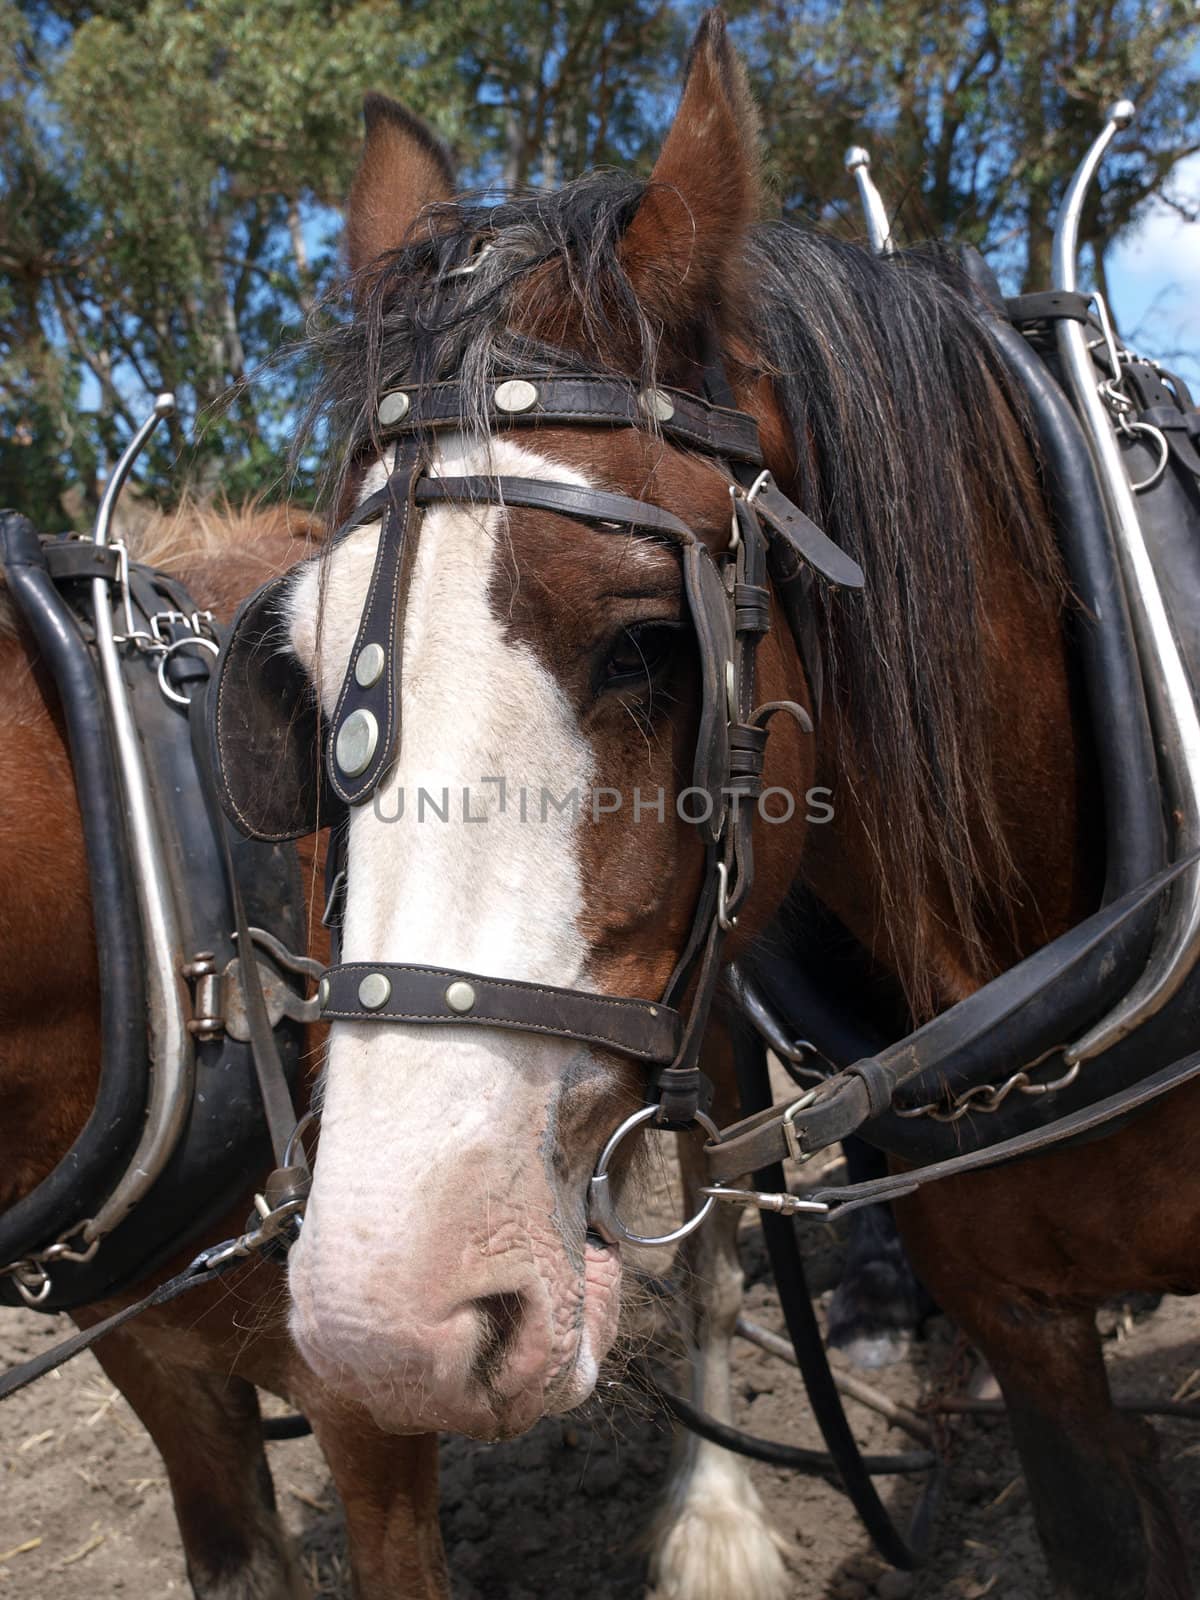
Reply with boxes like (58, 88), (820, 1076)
(262, 14), (816, 1438)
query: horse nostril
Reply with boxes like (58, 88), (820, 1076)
(473, 1291), (526, 1386)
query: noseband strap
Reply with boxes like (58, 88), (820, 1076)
(320, 963), (681, 1063)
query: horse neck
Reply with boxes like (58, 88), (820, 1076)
(0, 633), (102, 1209)
(796, 487), (1100, 1024)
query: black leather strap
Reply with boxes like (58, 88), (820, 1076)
(320, 962), (682, 1064)
(805, 1045), (1200, 1219)
(41, 541), (122, 584)
(190, 687), (305, 1177)
(376, 375), (764, 464)
(416, 474), (696, 540)
(730, 1026), (937, 1568)
(1005, 290), (1092, 326)
(327, 449), (421, 806)
(709, 849), (1200, 1183)
(0, 1246), (249, 1403)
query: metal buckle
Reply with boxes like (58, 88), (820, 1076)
(781, 1088), (820, 1162)
(108, 541), (157, 649)
(716, 859), (738, 931)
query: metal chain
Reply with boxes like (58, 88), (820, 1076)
(893, 1046), (1081, 1124)
(1086, 296), (1170, 492)
(106, 544), (220, 706)
(0, 1222), (101, 1308)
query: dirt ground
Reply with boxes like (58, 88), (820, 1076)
(3, 1151), (1199, 1600)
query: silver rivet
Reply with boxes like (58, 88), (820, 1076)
(358, 972), (392, 1010)
(494, 379), (539, 414)
(378, 390), (411, 426)
(318, 975), (330, 1008)
(354, 642), (386, 688)
(640, 388), (675, 423)
(335, 708), (379, 778)
(445, 980), (477, 1014)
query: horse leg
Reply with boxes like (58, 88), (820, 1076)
(85, 1325), (308, 1600)
(647, 1060), (790, 1600)
(902, 1205), (1189, 1599)
(300, 1397), (447, 1600)
(825, 1137), (925, 1368)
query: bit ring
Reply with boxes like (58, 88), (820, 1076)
(587, 1105), (721, 1247)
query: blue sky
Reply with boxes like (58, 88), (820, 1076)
(1109, 149), (1200, 389)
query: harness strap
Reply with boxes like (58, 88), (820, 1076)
(730, 1025), (938, 1569)
(327, 447), (421, 806)
(0, 1247), (246, 1403)
(415, 474), (695, 539)
(805, 1044), (1200, 1219)
(731, 467), (865, 589)
(374, 374), (765, 464)
(319, 962), (681, 1064)
(1004, 290), (1093, 325)
(40, 541), (122, 584)
(709, 848), (1200, 1183)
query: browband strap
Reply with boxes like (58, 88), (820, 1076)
(374, 375), (765, 465)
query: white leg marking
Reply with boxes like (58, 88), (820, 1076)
(648, 1186), (791, 1600)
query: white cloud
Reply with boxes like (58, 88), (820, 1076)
(1107, 153), (1200, 378)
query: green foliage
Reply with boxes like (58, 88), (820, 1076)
(1, 0), (1198, 525)
(729, 0), (1200, 290)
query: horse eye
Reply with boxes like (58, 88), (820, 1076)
(601, 622), (680, 689)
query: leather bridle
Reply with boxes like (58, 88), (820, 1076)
(211, 371), (863, 1128)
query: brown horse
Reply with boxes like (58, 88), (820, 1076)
(5, 12), (1199, 1600)
(270, 14), (1195, 1597)
(0, 505), (446, 1597)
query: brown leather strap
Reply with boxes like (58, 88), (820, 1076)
(376, 375), (764, 464)
(737, 470), (865, 590)
(320, 962), (682, 1064)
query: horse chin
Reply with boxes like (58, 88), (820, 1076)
(545, 1232), (624, 1415)
(471, 1233), (625, 1437)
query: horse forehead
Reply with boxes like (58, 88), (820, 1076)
(288, 434), (600, 704)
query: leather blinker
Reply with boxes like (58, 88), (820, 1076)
(210, 565), (338, 841)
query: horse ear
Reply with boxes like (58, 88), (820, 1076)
(620, 9), (761, 332)
(346, 93), (455, 273)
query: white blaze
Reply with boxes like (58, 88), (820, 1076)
(283, 437), (606, 1421)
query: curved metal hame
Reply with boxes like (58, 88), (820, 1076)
(845, 146), (895, 257)
(85, 394), (197, 1243)
(1049, 102), (1200, 1064)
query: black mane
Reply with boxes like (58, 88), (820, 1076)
(303, 174), (1065, 1017)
